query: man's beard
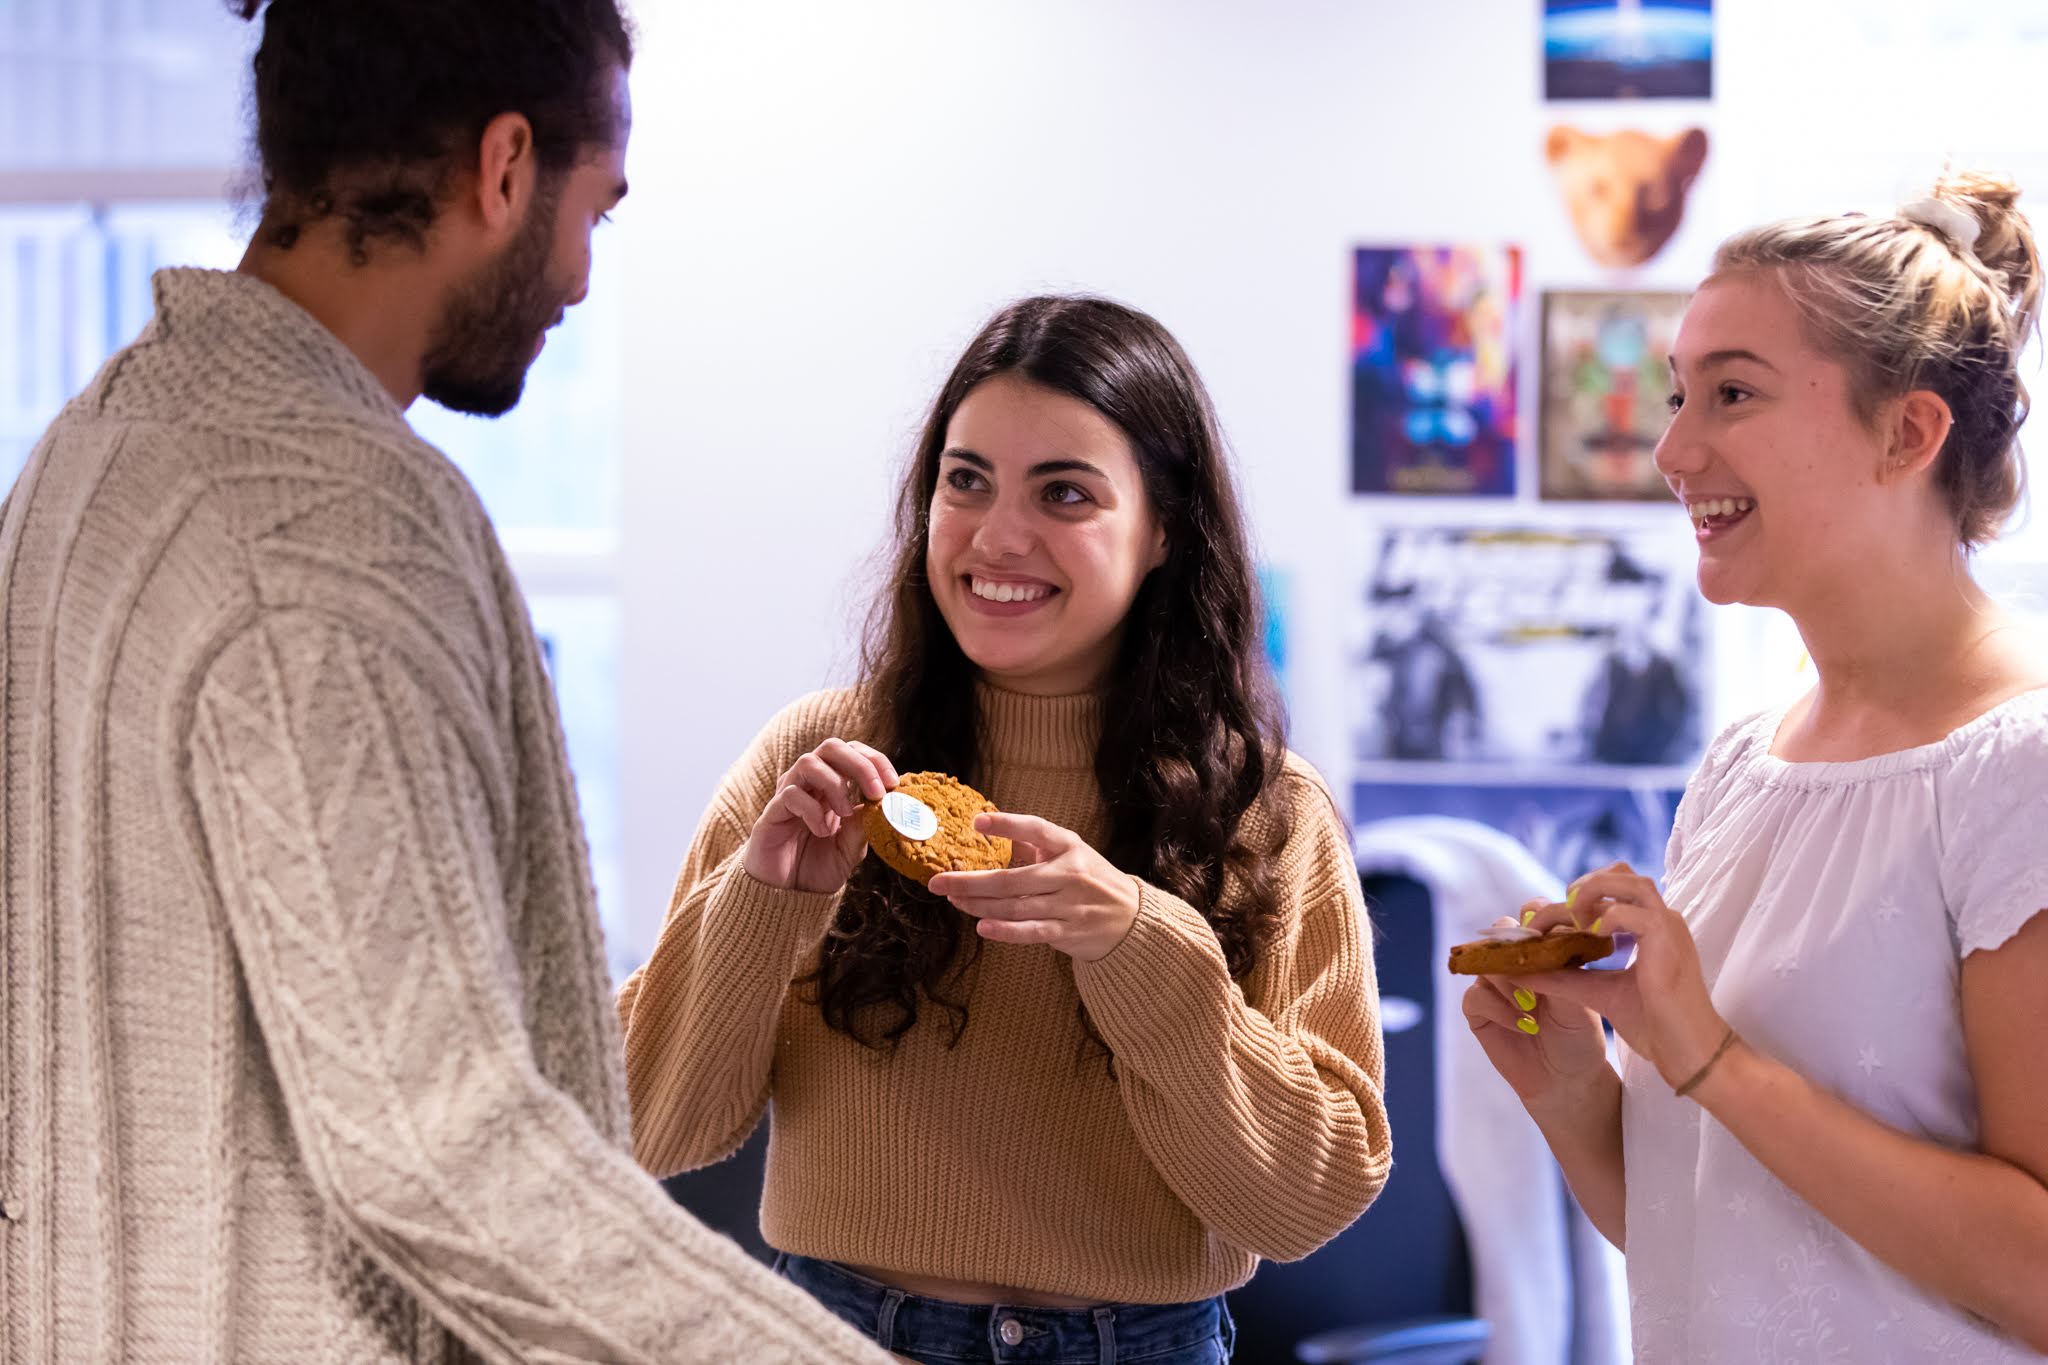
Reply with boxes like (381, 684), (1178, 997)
(420, 176), (567, 417)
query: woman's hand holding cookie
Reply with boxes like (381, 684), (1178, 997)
(1463, 911), (1613, 1118)
(743, 738), (900, 895)
(927, 813), (1141, 962)
(1518, 862), (1730, 1091)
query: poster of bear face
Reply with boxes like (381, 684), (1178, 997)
(1351, 246), (1521, 497)
(1351, 522), (1704, 772)
(1544, 0), (1713, 100)
(1545, 126), (1708, 268)
(1540, 289), (1689, 501)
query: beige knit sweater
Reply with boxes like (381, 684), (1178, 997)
(0, 269), (888, 1364)
(619, 686), (1392, 1303)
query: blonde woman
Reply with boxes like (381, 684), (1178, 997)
(1467, 173), (2048, 1359)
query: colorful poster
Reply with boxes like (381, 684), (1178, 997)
(1351, 246), (1521, 497)
(1351, 522), (1704, 771)
(1544, 0), (1714, 100)
(1258, 564), (1291, 705)
(1540, 290), (1689, 501)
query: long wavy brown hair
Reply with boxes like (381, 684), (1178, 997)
(805, 295), (1291, 1054)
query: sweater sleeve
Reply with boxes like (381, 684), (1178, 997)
(1069, 767), (1391, 1262)
(616, 700), (846, 1178)
(184, 613), (889, 1365)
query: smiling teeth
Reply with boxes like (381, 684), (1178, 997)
(970, 577), (1052, 604)
(1689, 497), (1756, 526)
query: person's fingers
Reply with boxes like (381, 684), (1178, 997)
(1463, 980), (1530, 1032)
(1006, 837), (1050, 868)
(787, 753), (860, 817)
(843, 740), (901, 792)
(928, 863), (1062, 900)
(947, 894), (1056, 923)
(811, 739), (891, 804)
(1474, 972), (1527, 1008)
(764, 783), (837, 839)
(1566, 894), (1666, 943)
(973, 917), (1062, 946)
(1511, 964), (1627, 1015)
(1566, 870), (1662, 918)
(972, 811), (1077, 850)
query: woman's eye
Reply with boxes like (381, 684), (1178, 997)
(944, 468), (985, 492)
(1044, 481), (1089, 506)
(1719, 383), (1748, 405)
(1666, 392), (1684, 413)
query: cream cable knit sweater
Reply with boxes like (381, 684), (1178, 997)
(0, 269), (888, 1364)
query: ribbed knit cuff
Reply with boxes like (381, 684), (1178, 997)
(1071, 882), (1231, 1059)
(702, 867), (843, 975)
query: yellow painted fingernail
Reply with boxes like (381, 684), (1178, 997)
(1566, 887), (1577, 906)
(1520, 907), (1536, 926)
(1590, 917), (1604, 934)
(1517, 1015), (1541, 1035)
(1514, 988), (1537, 1011)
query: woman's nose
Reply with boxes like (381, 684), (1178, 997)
(971, 495), (1035, 558)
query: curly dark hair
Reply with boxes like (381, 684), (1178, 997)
(806, 296), (1292, 1056)
(231, 0), (633, 261)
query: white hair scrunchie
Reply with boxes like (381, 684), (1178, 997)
(1897, 196), (1983, 258)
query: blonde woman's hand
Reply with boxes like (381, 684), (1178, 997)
(927, 813), (1142, 962)
(1463, 902), (1615, 1118)
(1517, 862), (1731, 1090)
(741, 738), (898, 895)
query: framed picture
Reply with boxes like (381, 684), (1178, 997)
(1351, 521), (1704, 773)
(1351, 245), (1521, 497)
(1544, 0), (1713, 101)
(1539, 289), (1688, 501)
(1353, 779), (1685, 884)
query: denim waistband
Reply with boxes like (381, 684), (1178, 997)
(773, 1252), (1234, 1364)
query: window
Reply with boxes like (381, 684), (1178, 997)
(0, 195), (630, 973)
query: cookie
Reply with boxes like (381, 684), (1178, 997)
(1447, 930), (1616, 976)
(861, 771), (1011, 886)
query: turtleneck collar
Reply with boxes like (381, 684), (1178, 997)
(974, 679), (1103, 771)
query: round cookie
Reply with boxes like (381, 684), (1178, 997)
(1447, 929), (1616, 976)
(861, 771), (1011, 886)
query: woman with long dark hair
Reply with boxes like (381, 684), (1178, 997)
(620, 296), (1390, 1365)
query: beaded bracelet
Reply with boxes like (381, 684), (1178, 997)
(1672, 1026), (1739, 1099)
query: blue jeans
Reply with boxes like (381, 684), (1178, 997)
(773, 1253), (1236, 1364)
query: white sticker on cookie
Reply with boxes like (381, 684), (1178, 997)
(880, 790), (940, 842)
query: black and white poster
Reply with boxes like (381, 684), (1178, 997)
(1352, 522), (1705, 775)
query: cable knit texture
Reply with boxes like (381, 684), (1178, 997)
(618, 685), (1392, 1303)
(0, 268), (889, 1364)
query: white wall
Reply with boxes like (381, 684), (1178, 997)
(610, 0), (2048, 963)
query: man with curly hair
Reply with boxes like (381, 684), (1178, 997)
(0, 3), (889, 1361)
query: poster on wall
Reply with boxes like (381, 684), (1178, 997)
(1351, 522), (1704, 771)
(1543, 0), (1714, 100)
(1545, 126), (1708, 268)
(1351, 246), (1521, 497)
(1353, 779), (1685, 883)
(1540, 289), (1688, 501)
(1258, 564), (1291, 705)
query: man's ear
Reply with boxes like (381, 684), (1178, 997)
(1883, 388), (1954, 482)
(472, 112), (538, 237)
